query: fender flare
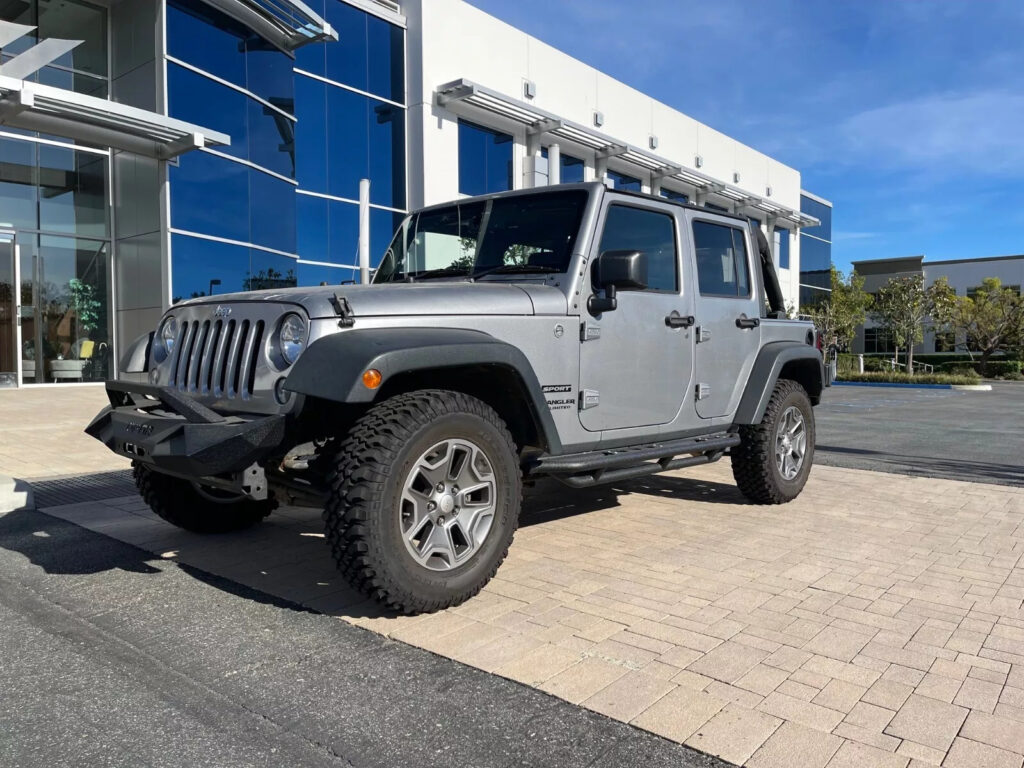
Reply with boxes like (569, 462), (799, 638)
(284, 327), (561, 451)
(734, 341), (825, 425)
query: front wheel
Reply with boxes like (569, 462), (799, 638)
(731, 379), (815, 504)
(133, 463), (276, 532)
(324, 390), (522, 614)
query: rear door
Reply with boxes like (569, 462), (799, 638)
(578, 201), (693, 432)
(690, 217), (761, 418)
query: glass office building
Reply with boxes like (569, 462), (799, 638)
(799, 191), (833, 307)
(0, 0), (405, 386)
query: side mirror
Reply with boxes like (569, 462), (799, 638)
(588, 250), (648, 314)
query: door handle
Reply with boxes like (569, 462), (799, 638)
(665, 311), (695, 329)
(735, 315), (760, 329)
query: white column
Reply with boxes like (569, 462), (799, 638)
(548, 142), (560, 185)
(358, 178), (370, 284)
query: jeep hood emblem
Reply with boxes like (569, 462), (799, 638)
(214, 305), (232, 317)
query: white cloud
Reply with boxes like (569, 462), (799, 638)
(838, 91), (1024, 175)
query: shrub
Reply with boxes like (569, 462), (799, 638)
(863, 357), (886, 372)
(838, 371), (981, 385)
(835, 354), (859, 376)
(937, 360), (1021, 377)
(980, 360), (1022, 377)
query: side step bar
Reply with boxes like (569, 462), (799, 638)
(529, 432), (741, 489)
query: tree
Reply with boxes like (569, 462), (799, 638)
(930, 277), (1024, 375)
(805, 266), (873, 357)
(871, 275), (934, 374)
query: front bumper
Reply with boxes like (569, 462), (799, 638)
(85, 381), (286, 480)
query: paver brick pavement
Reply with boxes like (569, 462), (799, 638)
(8, 387), (1024, 767)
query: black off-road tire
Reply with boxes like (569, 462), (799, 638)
(325, 390), (522, 615)
(133, 463), (276, 533)
(731, 379), (815, 504)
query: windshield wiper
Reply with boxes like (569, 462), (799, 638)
(396, 266), (472, 282)
(466, 264), (560, 281)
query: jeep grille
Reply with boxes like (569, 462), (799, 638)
(168, 317), (265, 400)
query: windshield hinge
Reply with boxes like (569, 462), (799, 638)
(330, 293), (355, 327)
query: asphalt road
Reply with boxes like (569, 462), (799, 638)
(0, 506), (732, 768)
(814, 381), (1024, 487)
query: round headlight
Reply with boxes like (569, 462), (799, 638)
(155, 316), (177, 362)
(278, 313), (307, 366)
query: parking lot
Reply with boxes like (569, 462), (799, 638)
(2, 386), (1023, 768)
(815, 382), (1024, 487)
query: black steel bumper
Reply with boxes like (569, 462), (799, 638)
(85, 381), (286, 479)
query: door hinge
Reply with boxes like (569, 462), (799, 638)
(580, 320), (601, 341)
(580, 389), (600, 410)
(696, 383), (711, 400)
(696, 326), (712, 343)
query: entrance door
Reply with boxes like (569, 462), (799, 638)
(690, 218), (761, 418)
(579, 202), (693, 432)
(0, 234), (21, 388)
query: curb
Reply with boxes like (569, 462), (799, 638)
(833, 381), (992, 391)
(0, 475), (34, 514)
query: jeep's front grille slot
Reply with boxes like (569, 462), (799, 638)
(175, 321), (196, 390)
(161, 305), (282, 409)
(240, 320), (264, 399)
(199, 320), (221, 395)
(213, 319), (235, 397)
(187, 320), (210, 393)
(225, 319), (249, 398)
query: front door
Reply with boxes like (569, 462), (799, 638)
(0, 234), (21, 388)
(579, 202), (693, 432)
(690, 217), (761, 418)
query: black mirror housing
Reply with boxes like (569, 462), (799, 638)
(595, 250), (648, 291)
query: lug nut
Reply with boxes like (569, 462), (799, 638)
(437, 516), (445, 525)
(427, 501), (436, 511)
(436, 482), (445, 492)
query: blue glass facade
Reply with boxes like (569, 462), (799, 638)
(605, 169), (642, 192)
(165, 0), (406, 300)
(458, 120), (513, 196)
(799, 193), (833, 307)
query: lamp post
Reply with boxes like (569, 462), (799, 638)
(208, 278), (221, 296)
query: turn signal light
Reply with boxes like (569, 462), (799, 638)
(362, 369), (382, 389)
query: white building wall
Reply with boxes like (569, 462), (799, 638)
(402, 0), (806, 307)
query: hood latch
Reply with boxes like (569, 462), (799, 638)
(330, 293), (355, 328)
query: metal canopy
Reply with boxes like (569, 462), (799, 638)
(199, 0), (338, 52)
(436, 78), (819, 229)
(0, 75), (231, 159)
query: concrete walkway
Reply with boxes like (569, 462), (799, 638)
(0, 386), (128, 480)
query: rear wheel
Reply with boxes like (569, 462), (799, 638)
(133, 463), (276, 533)
(324, 390), (521, 614)
(731, 379), (814, 504)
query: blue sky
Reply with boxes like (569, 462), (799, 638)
(464, 0), (1024, 275)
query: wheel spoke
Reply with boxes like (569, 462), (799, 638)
(420, 520), (457, 565)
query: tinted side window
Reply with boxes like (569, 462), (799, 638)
(693, 221), (750, 297)
(598, 206), (677, 292)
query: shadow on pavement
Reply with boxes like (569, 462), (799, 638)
(0, 506), (160, 576)
(817, 445), (1024, 486)
(6, 467), (750, 622)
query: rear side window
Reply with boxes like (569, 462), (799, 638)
(693, 221), (750, 297)
(598, 205), (678, 292)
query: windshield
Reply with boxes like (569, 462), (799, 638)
(373, 190), (588, 283)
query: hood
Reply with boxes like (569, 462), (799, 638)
(179, 280), (568, 319)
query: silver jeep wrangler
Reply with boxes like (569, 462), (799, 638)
(88, 183), (824, 613)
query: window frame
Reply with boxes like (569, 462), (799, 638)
(595, 201), (681, 295)
(690, 217), (754, 300)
